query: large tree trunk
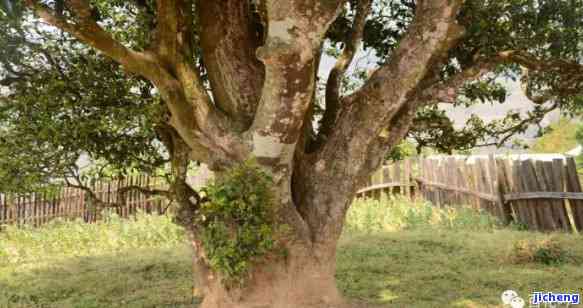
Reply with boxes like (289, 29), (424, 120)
(195, 243), (343, 308)
(188, 171), (351, 308)
(23, 1), (465, 307)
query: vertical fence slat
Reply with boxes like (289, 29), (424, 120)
(511, 160), (530, 229)
(520, 160), (542, 231)
(552, 159), (573, 231)
(488, 156), (505, 223)
(543, 160), (570, 231)
(565, 158), (583, 232)
(533, 160), (559, 231)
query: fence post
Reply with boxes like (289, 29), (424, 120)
(404, 159), (411, 199)
(550, 159), (573, 232)
(565, 158), (583, 232)
(531, 160), (558, 231)
(488, 155), (509, 224)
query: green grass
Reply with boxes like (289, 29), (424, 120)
(1, 198), (582, 307)
(529, 118), (578, 154)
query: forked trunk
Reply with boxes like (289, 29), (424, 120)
(187, 173), (353, 308)
(194, 241), (344, 308)
(182, 120), (367, 308)
(21, 0), (469, 306)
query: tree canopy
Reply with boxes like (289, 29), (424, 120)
(1, 0), (583, 191)
(1, 1), (583, 306)
(0, 12), (167, 193)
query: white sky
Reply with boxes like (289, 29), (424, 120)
(442, 79), (559, 128)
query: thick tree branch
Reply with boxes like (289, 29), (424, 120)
(197, 0), (265, 129)
(501, 50), (583, 76)
(317, 0), (373, 147)
(294, 0), (465, 246)
(170, 61), (250, 166)
(249, 0), (343, 167)
(420, 50), (583, 106)
(25, 0), (249, 168)
(152, 1), (250, 166)
(297, 43), (325, 155)
(240, 0), (345, 244)
(154, 0), (195, 69)
(24, 0), (157, 77)
(151, 1), (243, 164)
(419, 60), (498, 105)
(318, 0), (464, 176)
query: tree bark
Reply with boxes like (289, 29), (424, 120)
(194, 241), (343, 308)
(22, 1), (470, 307)
(200, 246), (345, 308)
(197, 0), (265, 130)
(190, 178), (349, 308)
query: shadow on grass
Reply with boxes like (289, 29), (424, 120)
(0, 246), (197, 308)
(336, 229), (583, 308)
(1, 229), (582, 308)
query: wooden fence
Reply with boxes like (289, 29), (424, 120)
(356, 159), (415, 199)
(0, 175), (167, 228)
(3, 156), (583, 233)
(357, 156), (583, 233)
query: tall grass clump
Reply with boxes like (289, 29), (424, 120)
(345, 195), (500, 234)
(0, 210), (185, 265)
(507, 237), (572, 265)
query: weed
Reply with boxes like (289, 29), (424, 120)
(345, 195), (500, 234)
(0, 211), (185, 265)
(507, 238), (571, 265)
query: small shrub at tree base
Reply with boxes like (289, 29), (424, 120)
(197, 161), (280, 286)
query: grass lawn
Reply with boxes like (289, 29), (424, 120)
(1, 198), (582, 307)
(338, 230), (582, 307)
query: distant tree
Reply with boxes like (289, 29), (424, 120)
(1, 0), (583, 307)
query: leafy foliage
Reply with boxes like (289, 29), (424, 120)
(385, 140), (416, 161)
(0, 11), (167, 193)
(196, 162), (280, 286)
(324, 0), (583, 154)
